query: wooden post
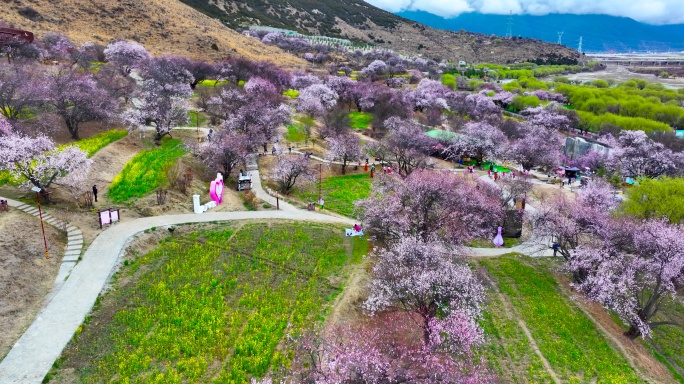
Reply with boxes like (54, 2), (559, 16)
(276, 194), (280, 210)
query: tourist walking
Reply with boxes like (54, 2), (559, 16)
(92, 185), (98, 202)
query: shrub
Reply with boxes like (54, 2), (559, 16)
(242, 191), (258, 210)
(283, 89), (299, 99)
(622, 177), (684, 223)
(509, 95), (540, 112)
(591, 80), (610, 88)
(441, 74), (457, 90)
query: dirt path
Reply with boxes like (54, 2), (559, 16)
(480, 271), (561, 384)
(554, 274), (674, 383)
(326, 260), (369, 327)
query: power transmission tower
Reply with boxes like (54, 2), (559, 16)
(578, 36), (583, 53)
(557, 31), (564, 45)
(505, 11), (512, 39)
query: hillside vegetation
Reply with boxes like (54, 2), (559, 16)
(2, 0), (307, 67)
(181, 0), (581, 64)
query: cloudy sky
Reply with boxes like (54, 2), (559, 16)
(364, 0), (684, 25)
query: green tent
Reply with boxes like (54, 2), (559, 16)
(425, 129), (458, 142)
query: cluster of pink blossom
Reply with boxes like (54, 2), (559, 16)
(527, 89), (568, 103)
(295, 311), (493, 383)
(366, 118), (436, 177)
(198, 132), (249, 178)
(568, 218), (684, 338)
(324, 133), (362, 174)
(356, 169), (503, 245)
(270, 154), (317, 193)
(446, 121), (507, 163)
(607, 130), (679, 178)
(296, 83), (338, 117)
(0, 133), (92, 200)
(208, 78), (290, 149)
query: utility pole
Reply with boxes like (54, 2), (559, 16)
(505, 11), (513, 39)
(557, 31), (564, 45)
(31, 186), (49, 260)
(318, 163), (322, 203)
(578, 36), (583, 53)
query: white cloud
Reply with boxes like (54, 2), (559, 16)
(365, 0), (684, 25)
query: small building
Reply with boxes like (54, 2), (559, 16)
(564, 136), (611, 159)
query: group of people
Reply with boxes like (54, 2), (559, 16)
(0, 199), (8, 211)
(488, 169), (518, 181)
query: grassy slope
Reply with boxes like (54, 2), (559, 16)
(348, 112), (373, 130)
(480, 257), (643, 383)
(52, 223), (366, 382)
(107, 138), (185, 203)
(646, 299), (684, 382)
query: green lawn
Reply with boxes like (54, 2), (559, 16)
(50, 223), (366, 383)
(188, 111), (208, 127)
(295, 173), (372, 217)
(108, 138), (185, 202)
(285, 123), (306, 143)
(348, 112), (373, 130)
(461, 159), (512, 173)
(479, 275), (555, 383)
(480, 257), (643, 383)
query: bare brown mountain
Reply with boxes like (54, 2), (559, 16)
(2, 0), (307, 67)
(185, 0), (581, 64)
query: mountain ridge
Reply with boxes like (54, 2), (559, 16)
(395, 11), (684, 53)
(180, 0), (581, 64)
(1, 0), (307, 66)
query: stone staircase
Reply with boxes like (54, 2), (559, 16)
(6, 198), (84, 295)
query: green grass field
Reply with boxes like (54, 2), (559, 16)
(645, 300), (684, 382)
(479, 276), (555, 382)
(51, 223), (367, 383)
(295, 173), (372, 217)
(285, 123), (306, 143)
(480, 257), (642, 382)
(348, 112), (373, 130)
(60, 129), (128, 157)
(461, 160), (512, 173)
(188, 111), (208, 127)
(108, 139), (185, 202)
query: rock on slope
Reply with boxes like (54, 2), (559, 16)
(3, 0), (307, 67)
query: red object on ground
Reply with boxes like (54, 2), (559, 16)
(0, 28), (35, 43)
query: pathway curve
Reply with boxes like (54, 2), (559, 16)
(0, 209), (352, 383)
